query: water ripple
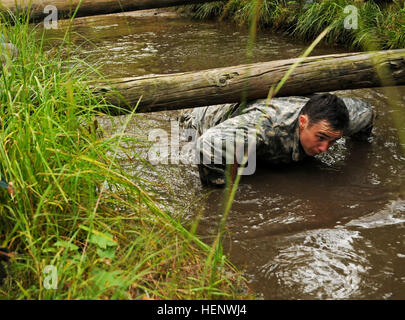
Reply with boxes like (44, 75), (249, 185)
(260, 228), (375, 299)
(346, 200), (405, 229)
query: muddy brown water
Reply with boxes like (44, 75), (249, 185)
(43, 11), (405, 299)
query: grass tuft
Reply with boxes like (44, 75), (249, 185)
(181, 0), (405, 50)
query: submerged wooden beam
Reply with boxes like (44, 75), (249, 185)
(94, 49), (405, 114)
(0, 0), (223, 21)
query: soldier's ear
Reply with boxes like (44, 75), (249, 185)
(299, 114), (308, 130)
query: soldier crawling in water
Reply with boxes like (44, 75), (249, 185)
(180, 93), (375, 187)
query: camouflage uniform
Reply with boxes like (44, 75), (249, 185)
(0, 34), (18, 68)
(180, 96), (375, 186)
(0, 35), (17, 192)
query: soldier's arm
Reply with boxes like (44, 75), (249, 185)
(341, 97), (375, 140)
(179, 103), (241, 135)
(195, 110), (267, 187)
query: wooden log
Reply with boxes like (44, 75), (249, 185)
(94, 49), (405, 114)
(0, 0), (223, 21)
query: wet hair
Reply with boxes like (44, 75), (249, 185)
(300, 93), (350, 131)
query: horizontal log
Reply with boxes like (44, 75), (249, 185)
(93, 49), (405, 114)
(0, 0), (223, 21)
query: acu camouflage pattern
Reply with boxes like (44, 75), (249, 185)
(0, 34), (18, 67)
(180, 96), (375, 186)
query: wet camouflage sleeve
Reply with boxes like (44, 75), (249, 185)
(0, 35), (18, 67)
(340, 97), (375, 140)
(180, 96), (375, 186)
(179, 103), (241, 136)
(195, 106), (270, 186)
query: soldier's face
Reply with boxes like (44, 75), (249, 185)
(299, 115), (343, 156)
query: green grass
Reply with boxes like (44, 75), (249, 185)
(0, 14), (249, 299)
(179, 0), (405, 50)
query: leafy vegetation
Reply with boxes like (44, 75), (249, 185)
(0, 14), (249, 299)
